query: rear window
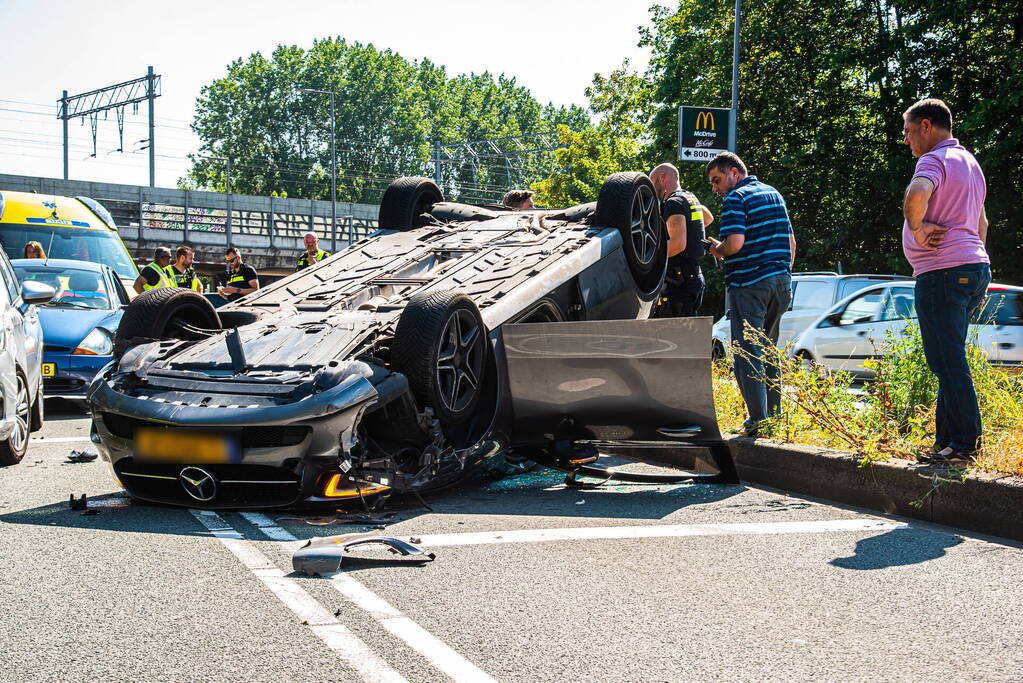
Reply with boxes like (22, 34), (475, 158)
(837, 277), (899, 300)
(0, 223), (136, 280)
(791, 280), (832, 310)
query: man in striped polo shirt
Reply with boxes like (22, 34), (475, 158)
(707, 152), (797, 437)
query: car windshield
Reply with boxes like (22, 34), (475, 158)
(13, 264), (112, 310)
(0, 223), (137, 280)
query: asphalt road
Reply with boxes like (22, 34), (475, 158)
(2, 399), (1022, 682)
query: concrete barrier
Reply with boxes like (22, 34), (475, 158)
(729, 436), (1023, 543)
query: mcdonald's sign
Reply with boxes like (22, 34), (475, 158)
(678, 106), (733, 163)
(695, 111), (715, 131)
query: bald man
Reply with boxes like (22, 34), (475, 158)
(649, 163), (714, 317)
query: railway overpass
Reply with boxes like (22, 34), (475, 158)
(0, 173), (381, 276)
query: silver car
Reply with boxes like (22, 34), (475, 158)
(711, 272), (913, 359)
(790, 281), (1023, 377)
(0, 248), (55, 465)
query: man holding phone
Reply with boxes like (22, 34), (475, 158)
(649, 163), (715, 317)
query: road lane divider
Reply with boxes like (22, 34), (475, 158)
(189, 510), (407, 683)
(239, 511), (497, 683)
(407, 518), (905, 547)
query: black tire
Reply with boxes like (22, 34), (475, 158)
(378, 177), (443, 231)
(0, 371), (31, 466)
(593, 172), (664, 278)
(114, 288), (221, 358)
(390, 291), (489, 425)
(30, 379), (43, 433)
(711, 340), (726, 361)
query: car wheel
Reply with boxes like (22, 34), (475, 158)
(114, 288), (221, 358)
(0, 371), (31, 466)
(712, 340), (726, 361)
(391, 290), (489, 425)
(594, 172), (664, 280)
(797, 351), (826, 377)
(30, 379), (43, 433)
(378, 177), (444, 231)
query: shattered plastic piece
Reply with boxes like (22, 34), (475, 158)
(69, 494), (88, 510)
(293, 533), (436, 576)
(67, 450), (99, 464)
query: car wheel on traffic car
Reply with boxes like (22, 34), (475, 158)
(378, 177), (444, 231)
(114, 288), (222, 358)
(390, 290), (489, 425)
(593, 172), (665, 287)
(0, 371), (31, 466)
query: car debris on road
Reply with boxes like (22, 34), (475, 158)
(292, 533), (436, 575)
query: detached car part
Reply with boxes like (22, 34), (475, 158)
(293, 533), (436, 575)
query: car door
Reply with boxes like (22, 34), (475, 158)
(0, 251), (41, 403)
(502, 317), (722, 459)
(810, 287), (886, 372)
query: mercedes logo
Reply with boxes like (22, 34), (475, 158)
(179, 466), (217, 502)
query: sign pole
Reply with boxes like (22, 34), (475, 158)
(729, 0), (742, 153)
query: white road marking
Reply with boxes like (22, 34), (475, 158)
(241, 511), (497, 683)
(406, 518), (905, 548)
(30, 436), (92, 443)
(189, 510), (407, 683)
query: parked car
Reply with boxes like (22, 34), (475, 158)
(12, 259), (128, 398)
(0, 190), (138, 294)
(711, 272), (913, 359)
(790, 281), (1023, 377)
(0, 246), (56, 465)
(87, 174), (731, 509)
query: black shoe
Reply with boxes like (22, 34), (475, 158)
(918, 447), (977, 468)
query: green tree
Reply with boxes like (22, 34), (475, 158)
(186, 38), (590, 204)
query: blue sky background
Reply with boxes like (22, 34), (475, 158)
(1, 0), (662, 188)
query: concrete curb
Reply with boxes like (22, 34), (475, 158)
(727, 436), (1023, 543)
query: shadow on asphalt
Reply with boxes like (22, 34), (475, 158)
(830, 526), (963, 570)
(0, 492), (210, 537)
(0, 467), (745, 539)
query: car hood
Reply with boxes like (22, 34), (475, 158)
(38, 306), (122, 349)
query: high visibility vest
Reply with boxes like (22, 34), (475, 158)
(166, 264), (202, 292)
(141, 263), (174, 290)
(227, 267), (250, 288)
(296, 249), (331, 271)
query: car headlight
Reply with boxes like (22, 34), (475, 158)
(73, 328), (114, 356)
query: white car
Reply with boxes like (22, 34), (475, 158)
(790, 281), (1023, 377)
(711, 272), (912, 358)
(0, 248), (55, 465)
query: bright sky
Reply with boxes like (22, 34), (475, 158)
(1, 0), (664, 189)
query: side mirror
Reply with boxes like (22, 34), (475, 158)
(21, 280), (56, 305)
(825, 312), (843, 327)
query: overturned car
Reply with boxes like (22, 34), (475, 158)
(88, 173), (734, 509)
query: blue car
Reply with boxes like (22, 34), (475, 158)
(12, 259), (129, 398)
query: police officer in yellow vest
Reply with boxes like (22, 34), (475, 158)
(166, 245), (203, 292)
(217, 246), (260, 303)
(132, 246), (174, 295)
(296, 231), (330, 271)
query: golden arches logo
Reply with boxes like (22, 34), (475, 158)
(695, 111), (715, 131)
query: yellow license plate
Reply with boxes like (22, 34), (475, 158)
(135, 427), (238, 463)
(41, 363), (56, 377)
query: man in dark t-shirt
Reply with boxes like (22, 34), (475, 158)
(218, 246), (259, 303)
(649, 163), (715, 317)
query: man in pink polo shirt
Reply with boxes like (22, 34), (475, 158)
(901, 98), (991, 467)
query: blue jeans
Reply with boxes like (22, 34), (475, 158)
(914, 262), (991, 451)
(728, 272), (793, 427)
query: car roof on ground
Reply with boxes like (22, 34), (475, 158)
(11, 258), (106, 272)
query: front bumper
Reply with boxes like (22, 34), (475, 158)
(88, 373), (381, 509)
(43, 352), (111, 398)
